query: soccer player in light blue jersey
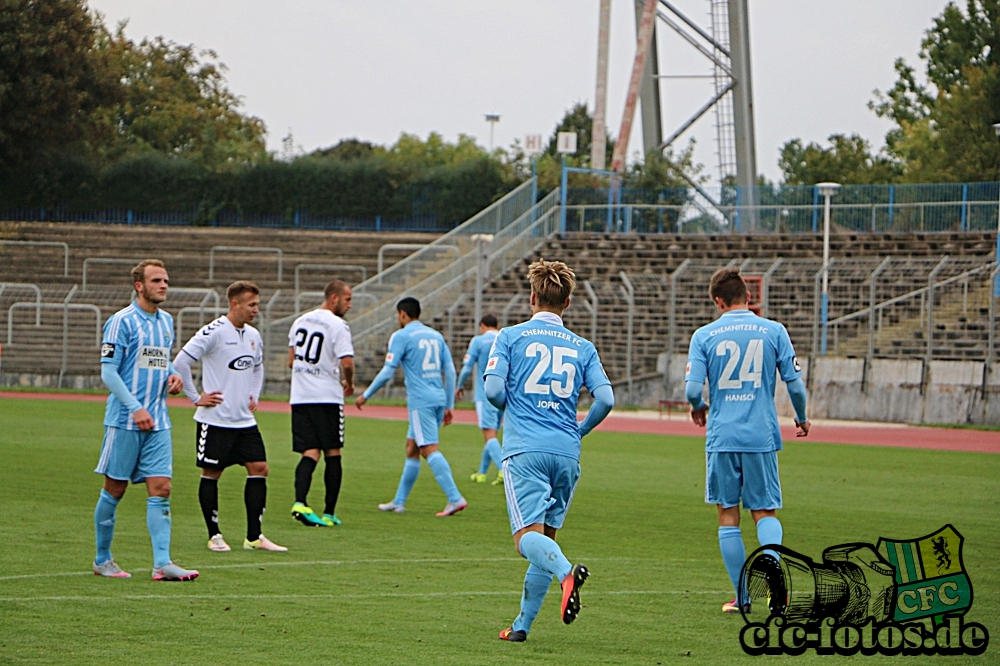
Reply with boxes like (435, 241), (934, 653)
(484, 259), (615, 642)
(92, 260), (199, 581)
(355, 297), (466, 516)
(456, 314), (503, 485)
(685, 267), (810, 614)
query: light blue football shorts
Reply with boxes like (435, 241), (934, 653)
(705, 450), (781, 511)
(94, 426), (173, 483)
(502, 451), (581, 534)
(406, 406), (445, 446)
(475, 400), (503, 431)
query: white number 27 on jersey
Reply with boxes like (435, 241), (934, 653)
(715, 338), (763, 389)
(524, 343), (577, 398)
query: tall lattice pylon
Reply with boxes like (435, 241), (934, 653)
(709, 0), (737, 184)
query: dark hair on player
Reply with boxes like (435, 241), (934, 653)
(709, 268), (748, 306)
(324, 278), (349, 300)
(227, 280), (260, 302)
(480, 314), (498, 329)
(131, 259), (165, 288)
(528, 259), (575, 308)
(396, 297), (420, 320)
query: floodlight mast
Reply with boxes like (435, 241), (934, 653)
(485, 114), (501, 151)
(993, 124), (1000, 296)
(817, 182), (841, 355)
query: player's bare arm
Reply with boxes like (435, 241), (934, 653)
(341, 356), (355, 396)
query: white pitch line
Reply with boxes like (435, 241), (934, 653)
(0, 590), (730, 603)
(0, 556), (691, 582)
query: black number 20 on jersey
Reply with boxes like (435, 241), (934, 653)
(294, 328), (324, 364)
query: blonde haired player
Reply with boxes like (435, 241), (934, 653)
(484, 259), (615, 641)
(174, 281), (287, 552)
(92, 260), (198, 581)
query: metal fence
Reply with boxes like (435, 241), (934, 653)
(0, 207), (457, 233)
(566, 181), (1000, 234)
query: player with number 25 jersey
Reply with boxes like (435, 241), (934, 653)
(484, 259), (614, 642)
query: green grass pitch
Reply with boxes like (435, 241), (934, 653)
(0, 398), (996, 665)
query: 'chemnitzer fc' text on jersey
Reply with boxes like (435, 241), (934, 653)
(288, 309), (354, 405)
(685, 309), (802, 453)
(381, 321), (453, 409)
(460, 330), (498, 401)
(181, 316), (264, 428)
(101, 303), (175, 431)
(484, 312), (611, 462)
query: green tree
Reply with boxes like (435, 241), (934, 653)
(543, 102), (615, 167)
(779, 1), (1000, 184)
(98, 28), (268, 171)
(778, 134), (903, 185)
(0, 0), (120, 167)
(868, 0), (1000, 182)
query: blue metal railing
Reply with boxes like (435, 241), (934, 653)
(563, 181), (1000, 234)
(0, 207), (455, 233)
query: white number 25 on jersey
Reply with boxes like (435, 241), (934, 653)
(715, 338), (763, 389)
(524, 343), (577, 399)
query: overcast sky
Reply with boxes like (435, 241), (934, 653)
(87, 0), (950, 184)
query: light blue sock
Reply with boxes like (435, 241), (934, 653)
(511, 564), (554, 634)
(146, 496), (172, 569)
(478, 443), (493, 475)
(94, 489), (119, 565)
(425, 451), (462, 503)
(718, 526), (746, 603)
(756, 516), (783, 559)
(518, 531), (572, 581)
(485, 438), (502, 471)
(393, 458), (421, 506)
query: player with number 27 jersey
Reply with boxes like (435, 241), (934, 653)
(485, 316), (610, 462)
(685, 311), (801, 453)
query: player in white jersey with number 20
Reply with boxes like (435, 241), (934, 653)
(484, 259), (615, 642)
(174, 281), (287, 553)
(287, 279), (355, 527)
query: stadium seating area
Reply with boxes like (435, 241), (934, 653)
(0, 221), (438, 381)
(1, 220), (996, 392)
(432, 232), (997, 386)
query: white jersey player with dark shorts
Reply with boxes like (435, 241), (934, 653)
(174, 280), (287, 553)
(287, 279), (355, 528)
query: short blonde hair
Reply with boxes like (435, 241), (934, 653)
(528, 259), (576, 307)
(131, 259), (165, 287)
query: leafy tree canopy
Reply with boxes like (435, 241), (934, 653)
(780, 0), (1000, 184)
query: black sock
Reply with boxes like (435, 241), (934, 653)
(324, 455), (343, 516)
(198, 476), (220, 538)
(295, 456), (317, 505)
(245, 476), (267, 542)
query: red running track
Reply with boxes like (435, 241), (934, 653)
(1, 391), (996, 454)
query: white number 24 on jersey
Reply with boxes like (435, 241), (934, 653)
(524, 343), (577, 399)
(715, 338), (763, 389)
